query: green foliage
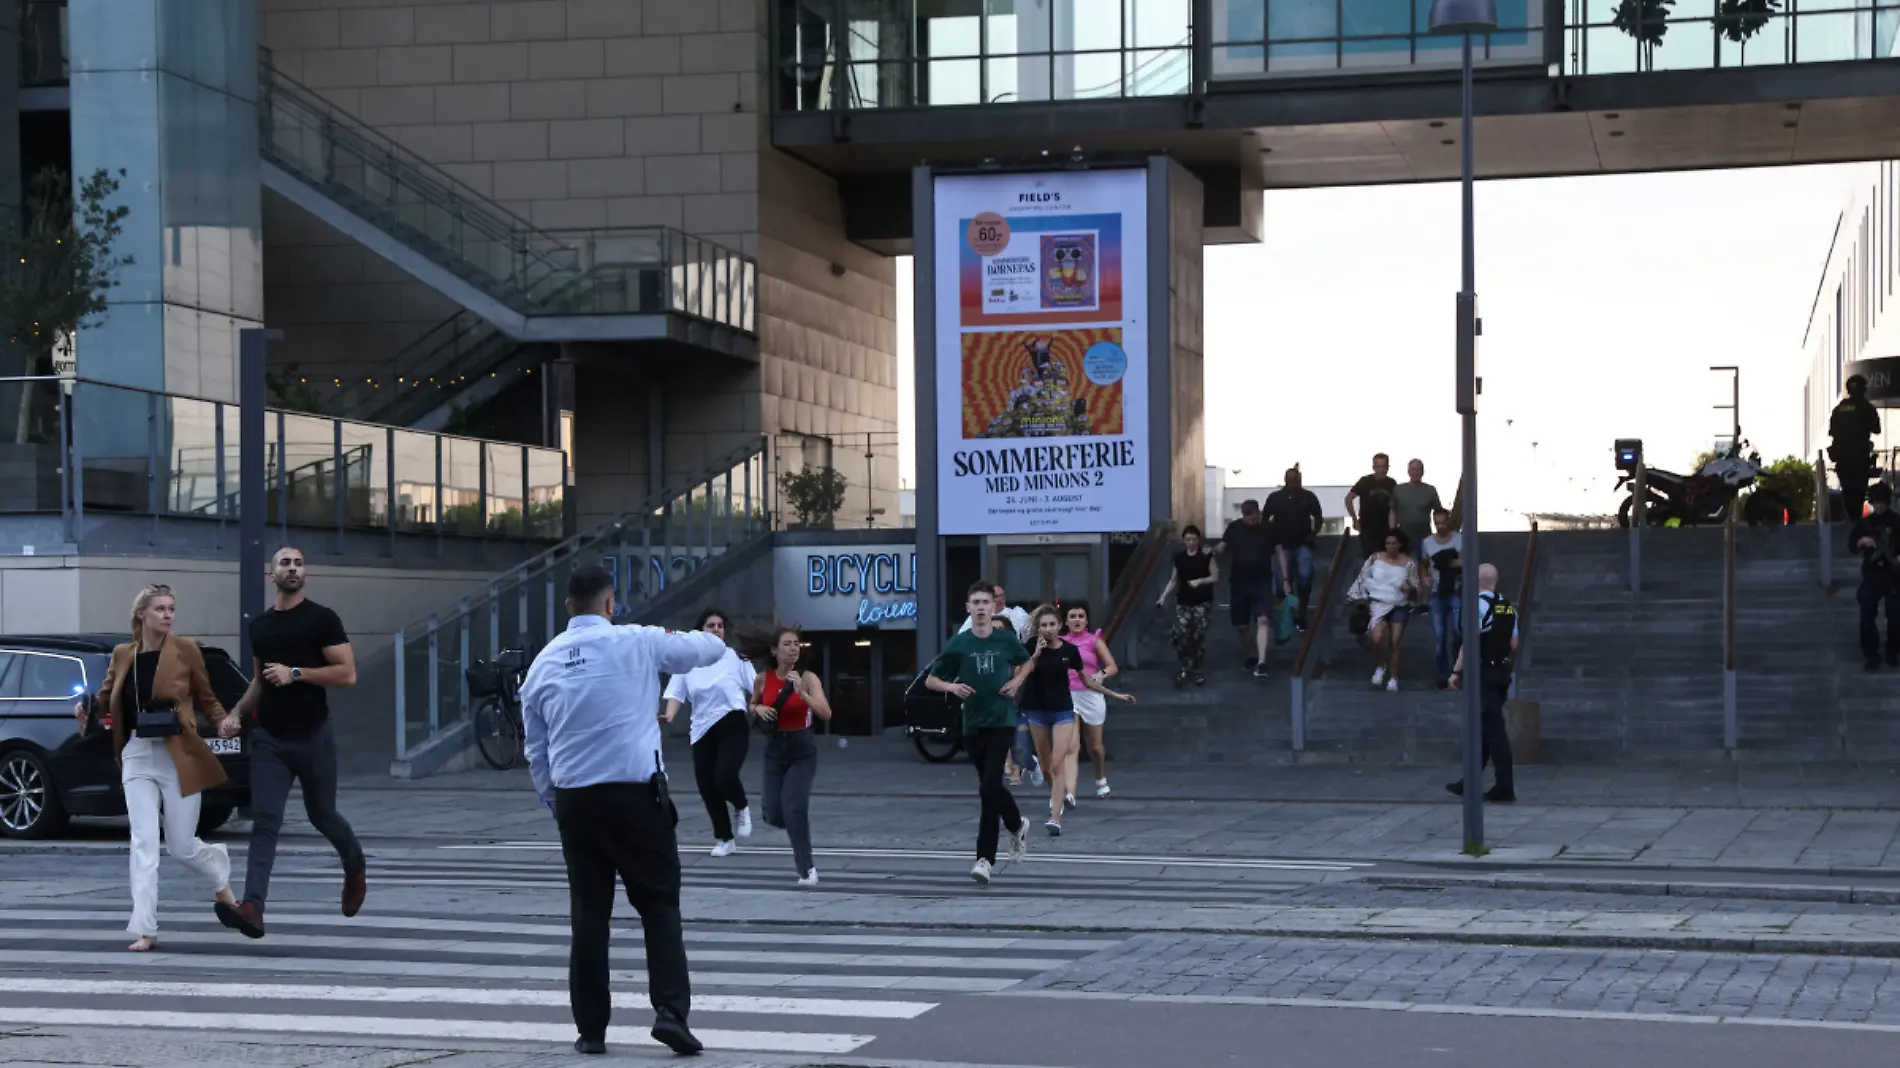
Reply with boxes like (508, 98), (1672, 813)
(0, 167), (133, 364)
(1754, 456), (1817, 523)
(778, 465), (849, 528)
(266, 363), (325, 414)
(1716, 0), (1779, 42)
(1612, 0), (1675, 45)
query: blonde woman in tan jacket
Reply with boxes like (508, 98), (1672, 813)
(73, 584), (239, 950)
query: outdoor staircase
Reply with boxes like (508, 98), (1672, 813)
(324, 438), (775, 779)
(256, 51), (755, 428)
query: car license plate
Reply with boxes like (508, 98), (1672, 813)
(206, 738), (242, 755)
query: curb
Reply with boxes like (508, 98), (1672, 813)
(1366, 873), (1900, 905)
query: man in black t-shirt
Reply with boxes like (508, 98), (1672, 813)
(215, 546), (366, 940)
(1346, 453), (1399, 558)
(1216, 501), (1276, 677)
(1263, 468), (1324, 632)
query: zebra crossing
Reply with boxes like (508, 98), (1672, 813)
(259, 844), (1365, 904)
(0, 903), (1114, 1055)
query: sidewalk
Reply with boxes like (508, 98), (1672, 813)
(317, 734), (1900, 874)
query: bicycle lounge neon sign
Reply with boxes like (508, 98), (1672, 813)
(804, 550), (918, 627)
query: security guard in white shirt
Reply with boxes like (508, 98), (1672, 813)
(520, 565), (726, 1057)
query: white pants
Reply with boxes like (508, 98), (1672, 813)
(122, 737), (231, 937)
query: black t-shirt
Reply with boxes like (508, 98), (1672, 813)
(1173, 551), (1214, 606)
(1263, 488), (1322, 548)
(120, 650), (162, 727)
(1220, 518), (1275, 582)
(1852, 510), (1900, 576)
(1019, 638), (1083, 712)
(1352, 474), (1398, 533)
(250, 599), (350, 737)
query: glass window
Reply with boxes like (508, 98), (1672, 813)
(281, 413), (338, 527)
(339, 422), (390, 530)
(163, 397), (220, 518)
(441, 437), (483, 536)
(527, 450), (565, 539)
(74, 382), (157, 515)
(486, 442), (526, 536)
(1052, 550), (1091, 603)
(18, 653), (86, 701)
(0, 652), (20, 699)
(393, 430), (438, 533)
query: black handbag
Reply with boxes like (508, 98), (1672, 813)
(753, 674), (797, 736)
(131, 663), (181, 739)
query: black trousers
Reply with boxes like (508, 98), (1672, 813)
(1860, 575), (1900, 661)
(243, 721), (363, 910)
(554, 780), (690, 1042)
(1840, 463), (1872, 521)
(760, 730), (817, 875)
(1481, 676), (1515, 795)
(965, 726), (1023, 863)
(691, 711), (749, 841)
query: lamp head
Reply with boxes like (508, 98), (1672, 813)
(1428, 0), (1500, 34)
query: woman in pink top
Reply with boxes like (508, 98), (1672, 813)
(1062, 602), (1124, 802)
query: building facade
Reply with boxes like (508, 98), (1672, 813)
(1803, 160), (1900, 482)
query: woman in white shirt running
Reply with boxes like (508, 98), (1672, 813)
(662, 608), (757, 857)
(1352, 532), (1422, 691)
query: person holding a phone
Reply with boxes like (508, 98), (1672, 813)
(744, 624), (833, 886)
(1018, 605), (1135, 836)
(74, 584), (239, 951)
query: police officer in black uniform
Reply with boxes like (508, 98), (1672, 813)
(1852, 482), (1900, 670)
(1445, 563), (1517, 803)
(1831, 374), (1883, 521)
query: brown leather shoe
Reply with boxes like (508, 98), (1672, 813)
(216, 899), (265, 939)
(342, 868), (366, 918)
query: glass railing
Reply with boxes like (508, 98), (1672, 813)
(771, 431), (908, 530)
(1561, 0), (1900, 74)
(20, 0), (67, 87)
(391, 437), (772, 759)
(0, 375), (568, 546)
(1213, 0), (1544, 76)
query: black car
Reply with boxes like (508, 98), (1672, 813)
(0, 635), (252, 839)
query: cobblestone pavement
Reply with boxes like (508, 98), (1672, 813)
(1017, 935), (1900, 1025)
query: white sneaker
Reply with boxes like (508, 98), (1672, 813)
(1371, 667), (1387, 687)
(1095, 779), (1111, 799)
(1385, 678), (1399, 692)
(971, 858), (993, 885)
(1030, 766), (1045, 787)
(1007, 820), (1030, 864)
(796, 868), (819, 887)
(734, 808), (753, 838)
(709, 839), (736, 858)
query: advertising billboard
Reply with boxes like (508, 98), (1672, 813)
(771, 544), (919, 631)
(932, 169), (1150, 535)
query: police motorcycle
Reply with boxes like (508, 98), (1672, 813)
(1616, 439), (1773, 528)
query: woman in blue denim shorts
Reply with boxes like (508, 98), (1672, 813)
(1017, 605), (1134, 836)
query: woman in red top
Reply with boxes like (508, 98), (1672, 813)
(745, 626), (831, 885)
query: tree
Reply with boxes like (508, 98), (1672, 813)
(778, 465), (849, 529)
(0, 167), (134, 442)
(266, 362), (325, 414)
(1751, 456), (1817, 524)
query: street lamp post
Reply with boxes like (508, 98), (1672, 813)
(1430, 0), (1499, 855)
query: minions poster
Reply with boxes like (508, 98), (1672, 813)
(932, 169), (1150, 536)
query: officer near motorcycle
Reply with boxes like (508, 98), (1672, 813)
(1852, 482), (1900, 671)
(1445, 563), (1517, 804)
(1831, 374), (1883, 521)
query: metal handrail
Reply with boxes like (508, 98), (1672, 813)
(390, 435), (771, 636)
(1292, 534), (1353, 677)
(1101, 521), (1174, 647)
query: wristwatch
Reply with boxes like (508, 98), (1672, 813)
(289, 667), (303, 682)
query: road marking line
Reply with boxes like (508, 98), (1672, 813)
(0, 1007), (872, 1054)
(0, 908), (1108, 951)
(0, 979), (934, 1019)
(440, 843), (1369, 871)
(0, 950), (1021, 992)
(0, 928), (1063, 971)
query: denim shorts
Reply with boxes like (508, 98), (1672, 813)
(1021, 707), (1076, 729)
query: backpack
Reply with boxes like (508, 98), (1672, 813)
(1479, 593), (1517, 669)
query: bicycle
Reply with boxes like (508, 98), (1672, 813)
(467, 648), (532, 771)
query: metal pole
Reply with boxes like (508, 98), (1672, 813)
(1455, 32), (1485, 854)
(1289, 675), (1306, 751)
(1630, 462), (1644, 591)
(239, 329), (281, 673)
(57, 385), (72, 544)
(1724, 487), (1738, 752)
(393, 626), (407, 760)
(1818, 450), (1833, 589)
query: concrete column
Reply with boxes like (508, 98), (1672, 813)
(69, 0), (263, 401)
(0, 5), (22, 223)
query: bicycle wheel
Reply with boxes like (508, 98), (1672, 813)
(473, 698), (522, 771)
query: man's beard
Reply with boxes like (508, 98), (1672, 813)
(274, 575), (305, 593)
